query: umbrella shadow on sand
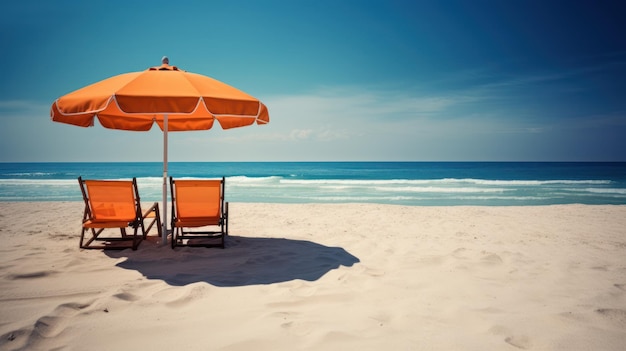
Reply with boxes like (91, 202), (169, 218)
(105, 236), (360, 287)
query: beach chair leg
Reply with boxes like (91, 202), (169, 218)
(131, 227), (141, 251)
(154, 204), (162, 238)
(224, 202), (228, 235)
(222, 204), (228, 248)
(171, 228), (177, 249)
(79, 227), (87, 249)
(80, 227), (101, 249)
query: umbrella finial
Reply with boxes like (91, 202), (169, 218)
(161, 56), (169, 65)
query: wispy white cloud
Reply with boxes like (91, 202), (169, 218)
(289, 129), (313, 140)
(261, 85), (486, 125)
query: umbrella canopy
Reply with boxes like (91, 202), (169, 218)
(51, 57), (269, 246)
(51, 59), (269, 130)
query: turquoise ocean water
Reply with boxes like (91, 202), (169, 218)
(1, 162), (625, 206)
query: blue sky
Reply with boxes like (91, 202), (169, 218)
(1, 0), (625, 162)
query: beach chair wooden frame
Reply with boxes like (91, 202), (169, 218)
(170, 177), (228, 249)
(78, 177), (162, 250)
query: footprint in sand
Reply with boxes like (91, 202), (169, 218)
(505, 335), (532, 349)
(481, 252), (503, 265)
(34, 316), (66, 338)
(272, 311), (302, 330)
(364, 267), (385, 277)
(0, 301), (93, 349)
(452, 247), (468, 259)
(369, 311), (392, 327)
(596, 308), (626, 327)
(276, 315), (312, 336)
(113, 291), (141, 302)
(152, 285), (211, 307)
(35, 302), (93, 336)
(7, 270), (58, 279)
(490, 326), (531, 350)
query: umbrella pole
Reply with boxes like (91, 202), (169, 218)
(162, 113), (168, 246)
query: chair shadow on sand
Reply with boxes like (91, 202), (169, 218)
(105, 235), (360, 287)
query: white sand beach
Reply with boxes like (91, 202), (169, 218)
(0, 202), (625, 350)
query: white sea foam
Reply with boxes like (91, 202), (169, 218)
(372, 186), (507, 193)
(462, 179), (612, 186)
(279, 178), (613, 186)
(455, 196), (550, 201)
(580, 188), (626, 195)
(228, 176), (282, 185)
(0, 179), (77, 185)
(3, 172), (56, 177)
(1, 173), (623, 205)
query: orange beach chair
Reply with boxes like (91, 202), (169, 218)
(78, 177), (161, 250)
(170, 177), (228, 249)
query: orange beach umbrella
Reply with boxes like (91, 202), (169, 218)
(51, 57), (269, 245)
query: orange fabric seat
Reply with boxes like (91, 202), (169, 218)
(170, 177), (228, 248)
(78, 177), (162, 250)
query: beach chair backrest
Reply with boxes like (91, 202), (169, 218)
(174, 180), (222, 220)
(84, 180), (138, 221)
